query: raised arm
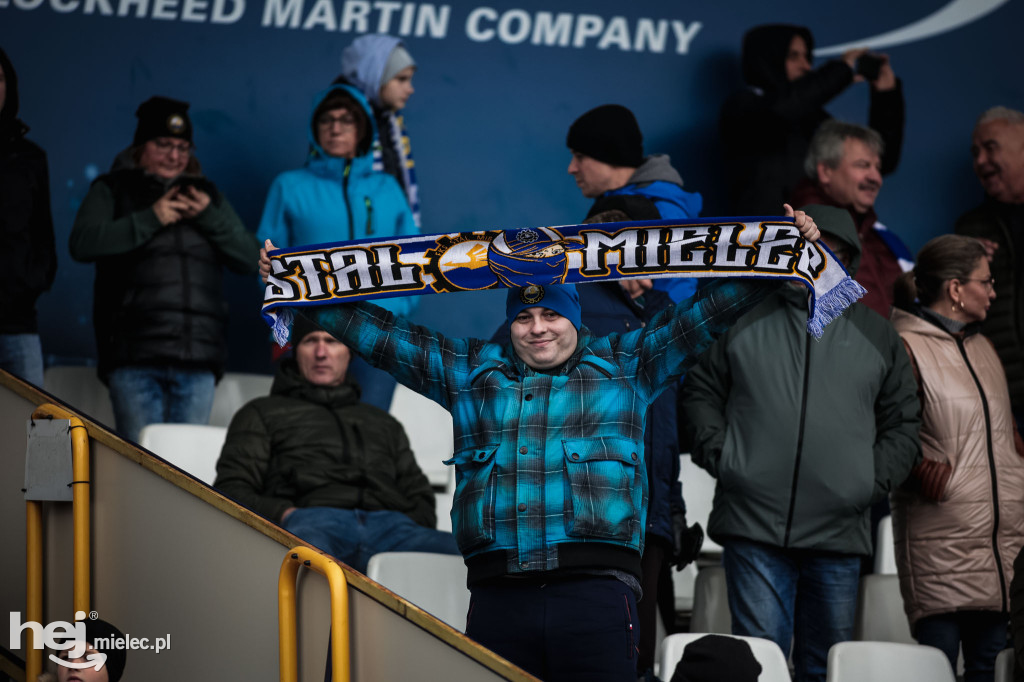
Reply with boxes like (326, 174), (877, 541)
(630, 205), (820, 398)
(260, 239), (472, 409)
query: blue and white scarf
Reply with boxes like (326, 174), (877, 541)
(261, 216), (865, 344)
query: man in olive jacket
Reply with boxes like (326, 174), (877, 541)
(680, 205), (920, 682)
(214, 317), (458, 572)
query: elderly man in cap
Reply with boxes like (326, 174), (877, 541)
(258, 205), (820, 681)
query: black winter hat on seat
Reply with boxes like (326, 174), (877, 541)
(670, 634), (763, 682)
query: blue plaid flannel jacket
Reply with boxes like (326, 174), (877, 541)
(304, 279), (769, 583)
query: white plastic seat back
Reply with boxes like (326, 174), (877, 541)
(433, 495), (453, 533)
(690, 564), (731, 634)
(672, 561), (698, 612)
(660, 633), (790, 682)
(388, 383), (454, 489)
(365, 551), (470, 631)
(853, 574), (913, 643)
(138, 423), (228, 485)
(43, 366), (115, 427)
(208, 372), (274, 427)
(874, 515), (897, 574)
(826, 641), (955, 682)
(679, 453), (722, 553)
(995, 647), (1014, 682)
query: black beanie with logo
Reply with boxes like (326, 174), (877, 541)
(133, 95), (193, 146)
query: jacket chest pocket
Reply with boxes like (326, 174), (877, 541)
(562, 437), (642, 543)
(445, 444), (498, 552)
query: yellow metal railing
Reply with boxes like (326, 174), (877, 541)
(25, 403), (91, 681)
(278, 546), (351, 682)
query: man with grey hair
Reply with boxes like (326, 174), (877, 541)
(956, 106), (1024, 429)
(791, 119), (913, 317)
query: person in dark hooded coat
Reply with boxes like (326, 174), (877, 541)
(0, 46), (56, 387)
(719, 24), (904, 215)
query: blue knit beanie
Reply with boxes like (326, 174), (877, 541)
(506, 284), (581, 330)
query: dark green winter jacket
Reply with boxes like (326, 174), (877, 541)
(680, 212), (921, 555)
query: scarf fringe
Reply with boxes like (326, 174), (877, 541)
(806, 277), (867, 339)
(271, 307), (295, 348)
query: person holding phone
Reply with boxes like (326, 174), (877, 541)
(720, 24), (904, 216)
(69, 96), (259, 442)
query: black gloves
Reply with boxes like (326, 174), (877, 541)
(671, 511), (704, 570)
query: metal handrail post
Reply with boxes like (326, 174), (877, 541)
(24, 404), (91, 680)
(32, 403), (91, 613)
(278, 546), (351, 682)
(25, 500), (43, 681)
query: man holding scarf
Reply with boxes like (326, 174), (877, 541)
(258, 206), (821, 682)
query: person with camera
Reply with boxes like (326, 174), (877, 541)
(70, 95), (259, 442)
(720, 24), (904, 217)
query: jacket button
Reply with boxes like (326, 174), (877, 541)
(518, 503), (527, 512)
(571, 453), (580, 460)
(631, 453), (638, 461)
(519, 446), (528, 454)
(525, 394), (533, 401)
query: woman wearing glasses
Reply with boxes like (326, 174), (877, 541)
(69, 96), (259, 442)
(890, 234), (1024, 682)
(256, 84), (417, 408)
(256, 84), (416, 273)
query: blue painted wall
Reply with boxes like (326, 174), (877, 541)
(2, 0), (1021, 372)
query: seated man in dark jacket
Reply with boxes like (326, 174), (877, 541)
(214, 316), (458, 573)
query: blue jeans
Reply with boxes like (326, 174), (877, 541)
(107, 365), (216, 443)
(0, 333), (44, 387)
(723, 539), (861, 682)
(281, 507), (459, 574)
(466, 576), (638, 682)
(915, 611), (1009, 682)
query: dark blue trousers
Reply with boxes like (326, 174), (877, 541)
(466, 575), (638, 682)
(915, 610), (1009, 682)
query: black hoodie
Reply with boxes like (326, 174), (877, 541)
(719, 24), (904, 216)
(0, 47), (56, 334)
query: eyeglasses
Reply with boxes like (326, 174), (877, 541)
(316, 113), (358, 130)
(963, 276), (996, 290)
(152, 139), (192, 155)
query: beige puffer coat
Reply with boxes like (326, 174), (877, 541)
(890, 308), (1024, 629)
